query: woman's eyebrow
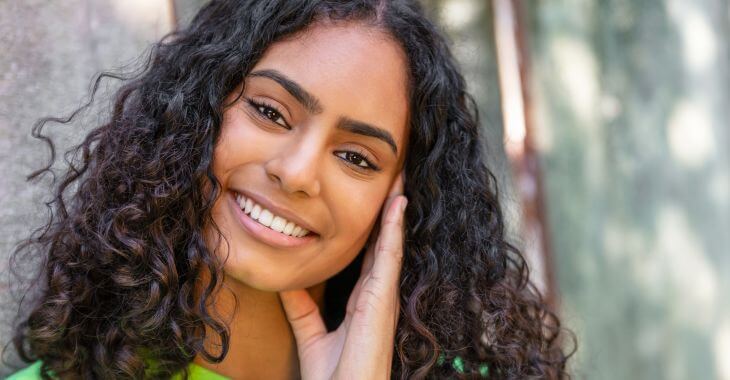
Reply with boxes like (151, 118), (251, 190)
(249, 69), (323, 114)
(248, 69), (398, 156)
(336, 117), (398, 155)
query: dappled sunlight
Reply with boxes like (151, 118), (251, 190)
(667, 0), (718, 74)
(715, 319), (730, 380)
(526, 1), (728, 378)
(602, 209), (719, 329)
(667, 99), (716, 169)
(653, 206), (717, 329)
(599, 93), (622, 123)
(439, 0), (480, 29)
(602, 222), (664, 303)
(549, 36), (600, 126)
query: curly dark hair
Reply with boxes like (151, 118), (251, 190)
(5, 0), (576, 378)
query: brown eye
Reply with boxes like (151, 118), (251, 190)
(334, 150), (380, 171)
(246, 98), (289, 129)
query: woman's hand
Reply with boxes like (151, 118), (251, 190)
(279, 173), (407, 380)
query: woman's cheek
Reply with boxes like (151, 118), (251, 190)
(289, 212), (372, 288)
(335, 197), (381, 254)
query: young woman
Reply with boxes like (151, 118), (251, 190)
(5, 0), (574, 378)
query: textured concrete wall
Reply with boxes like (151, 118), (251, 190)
(526, 0), (730, 379)
(0, 0), (173, 375)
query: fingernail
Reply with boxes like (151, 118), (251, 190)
(400, 197), (408, 213)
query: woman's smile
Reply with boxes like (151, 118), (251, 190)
(228, 190), (319, 249)
(4, 0), (578, 378)
(206, 20), (408, 292)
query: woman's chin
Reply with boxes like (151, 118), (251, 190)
(220, 261), (308, 293)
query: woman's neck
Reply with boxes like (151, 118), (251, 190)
(193, 276), (326, 379)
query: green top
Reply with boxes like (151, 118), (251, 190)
(6, 361), (229, 380)
(7, 354), (488, 378)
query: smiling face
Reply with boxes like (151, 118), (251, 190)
(206, 21), (410, 292)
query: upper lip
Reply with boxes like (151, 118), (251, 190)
(232, 189), (319, 235)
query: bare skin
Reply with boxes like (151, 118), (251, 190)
(194, 20), (410, 380)
(280, 176), (406, 379)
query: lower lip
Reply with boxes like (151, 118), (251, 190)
(228, 191), (317, 249)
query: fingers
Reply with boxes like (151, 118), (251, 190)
(279, 289), (327, 352)
(354, 170), (406, 325)
(360, 171), (405, 278)
(385, 171), (405, 221)
(347, 175), (406, 322)
(370, 170), (406, 284)
(336, 194), (407, 376)
(369, 194), (407, 289)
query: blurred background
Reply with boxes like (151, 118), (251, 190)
(1, 0), (728, 378)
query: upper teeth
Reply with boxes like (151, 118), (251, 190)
(236, 193), (310, 237)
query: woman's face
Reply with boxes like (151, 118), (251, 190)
(207, 22), (409, 291)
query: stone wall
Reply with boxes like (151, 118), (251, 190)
(0, 1), (174, 374)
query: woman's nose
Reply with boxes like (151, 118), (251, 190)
(263, 141), (322, 197)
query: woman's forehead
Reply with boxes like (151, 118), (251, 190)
(248, 22), (410, 159)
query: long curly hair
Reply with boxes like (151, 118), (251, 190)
(5, 0), (575, 378)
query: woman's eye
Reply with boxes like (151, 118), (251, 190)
(246, 99), (289, 128)
(335, 151), (380, 172)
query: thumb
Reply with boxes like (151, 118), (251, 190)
(279, 289), (327, 351)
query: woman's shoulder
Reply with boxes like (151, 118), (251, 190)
(5, 360), (230, 380)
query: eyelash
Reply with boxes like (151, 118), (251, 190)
(334, 149), (381, 172)
(245, 98), (381, 172)
(246, 98), (290, 129)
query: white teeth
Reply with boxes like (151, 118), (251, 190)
(250, 204), (262, 220)
(283, 221), (295, 235)
(258, 209), (274, 227)
(236, 193), (309, 237)
(270, 216), (286, 232)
